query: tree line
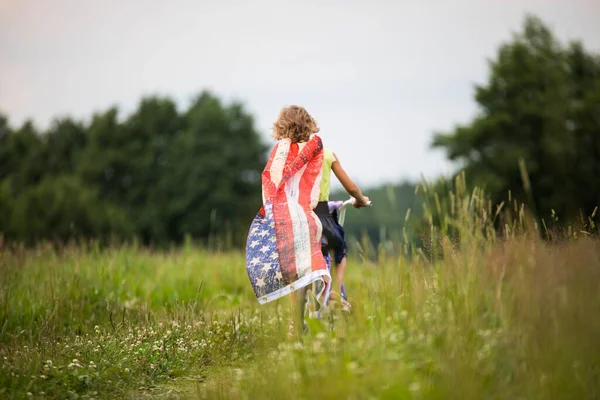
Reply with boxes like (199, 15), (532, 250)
(0, 15), (598, 247)
(0, 92), (267, 246)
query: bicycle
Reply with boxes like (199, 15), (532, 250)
(304, 197), (372, 319)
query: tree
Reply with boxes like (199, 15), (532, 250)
(77, 97), (184, 243)
(44, 117), (88, 176)
(8, 176), (132, 244)
(432, 15), (600, 223)
(154, 92), (267, 244)
(77, 106), (137, 206)
(0, 91), (267, 246)
(0, 120), (45, 190)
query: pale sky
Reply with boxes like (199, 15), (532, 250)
(1, 0), (599, 188)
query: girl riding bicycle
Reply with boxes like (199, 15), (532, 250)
(244, 105), (368, 337)
(315, 149), (369, 310)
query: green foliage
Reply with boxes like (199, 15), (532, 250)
(0, 121), (45, 190)
(1, 182), (599, 398)
(332, 182), (422, 249)
(432, 15), (600, 222)
(0, 247), (277, 399)
(6, 176), (132, 244)
(45, 118), (88, 176)
(0, 91), (266, 246)
(152, 94), (267, 245)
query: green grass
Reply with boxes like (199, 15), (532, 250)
(1, 180), (600, 399)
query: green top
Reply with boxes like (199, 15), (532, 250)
(319, 148), (336, 202)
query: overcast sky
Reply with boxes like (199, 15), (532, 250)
(1, 0), (599, 188)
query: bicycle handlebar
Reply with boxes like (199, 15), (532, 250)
(340, 198), (373, 209)
(337, 197), (372, 226)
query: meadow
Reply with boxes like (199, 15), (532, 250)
(1, 181), (599, 399)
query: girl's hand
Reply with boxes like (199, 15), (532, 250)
(353, 196), (370, 208)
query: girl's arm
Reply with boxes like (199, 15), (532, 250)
(331, 153), (369, 207)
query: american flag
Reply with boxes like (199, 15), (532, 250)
(246, 135), (331, 304)
(246, 203), (286, 302)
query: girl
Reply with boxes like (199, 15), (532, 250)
(316, 149), (369, 311)
(245, 105), (368, 337)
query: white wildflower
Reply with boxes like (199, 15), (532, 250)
(347, 362), (358, 373)
(290, 372), (301, 383)
(409, 382), (421, 393)
(233, 368), (244, 381)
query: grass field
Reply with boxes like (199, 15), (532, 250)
(1, 183), (600, 399)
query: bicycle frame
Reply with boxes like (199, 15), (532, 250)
(305, 197), (372, 318)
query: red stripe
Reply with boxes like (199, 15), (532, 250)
(266, 136), (328, 286)
(273, 143), (299, 284)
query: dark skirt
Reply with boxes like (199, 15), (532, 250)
(314, 201), (348, 264)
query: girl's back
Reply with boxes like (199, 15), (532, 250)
(245, 106), (331, 306)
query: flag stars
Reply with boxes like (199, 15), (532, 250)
(247, 214), (283, 293)
(250, 257), (260, 266)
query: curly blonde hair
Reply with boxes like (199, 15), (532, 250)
(272, 105), (319, 143)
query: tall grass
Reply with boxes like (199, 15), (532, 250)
(1, 176), (599, 399)
(0, 245), (286, 399)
